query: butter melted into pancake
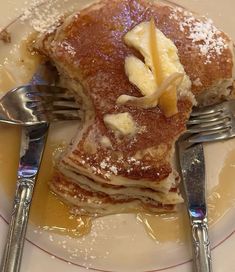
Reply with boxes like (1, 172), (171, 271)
(35, 0), (234, 216)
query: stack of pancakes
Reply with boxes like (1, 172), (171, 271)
(35, 0), (235, 216)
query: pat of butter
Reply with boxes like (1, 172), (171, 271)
(104, 113), (136, 136)
(100, 136), (112, 148)
(124, 21), (191, 96)
(125, 56), (157, 96)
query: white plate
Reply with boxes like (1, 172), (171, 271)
(1, 0), (235, 271)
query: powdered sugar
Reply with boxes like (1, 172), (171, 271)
(83, 153), (151, 178)
(100, 160), (107, 169)
(109, 165), (118, 175)
(170, 7), (228, 64)
(20, 0), (74, 33)
(57, 40), (77, 56)
(187, 18), (228, 62)
(98, 158), (119, 176)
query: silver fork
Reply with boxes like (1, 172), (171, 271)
(0, 84), (81, 125)
(0, 84), (81, 272)
(186, 100), (235, 143)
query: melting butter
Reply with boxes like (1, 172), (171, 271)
(124, 55), (157, 96)
(104, 112), (136, 136)
(124, 21), (191, 96)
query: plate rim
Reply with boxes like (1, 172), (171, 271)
(1, 0), (235, 271)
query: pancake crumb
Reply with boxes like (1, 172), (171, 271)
(0, 29), (11, 43)
(193, 78), (203, 86)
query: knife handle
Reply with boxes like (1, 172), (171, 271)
(191, 219), (213, 272)
(0, 178), (35, 272)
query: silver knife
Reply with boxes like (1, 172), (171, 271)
(177, 141), (212, 272)
(0, 64), (53, 271)
(0, 123), (49, 272)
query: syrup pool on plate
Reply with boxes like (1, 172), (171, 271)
(0, 124), (92, 237)
(138, 148), (235, 243)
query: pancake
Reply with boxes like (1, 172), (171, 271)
(35, 0), (235, 216)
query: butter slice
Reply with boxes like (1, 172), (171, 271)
(104, 113), (136, 136)
(124, 22), (191, 97)
(100, 136), (112, 148)
(125, 56), (157, 96)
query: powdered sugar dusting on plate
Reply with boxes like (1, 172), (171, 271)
(20, 0), (72, 33)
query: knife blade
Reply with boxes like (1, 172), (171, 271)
(177, 140), (212, 272)
(0, 63), (53, 272)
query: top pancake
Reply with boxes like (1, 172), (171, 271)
(36, 0), (234, 184)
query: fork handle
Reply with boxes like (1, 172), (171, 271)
(191, 219), (213, 272)
(0, 177), (35, 272)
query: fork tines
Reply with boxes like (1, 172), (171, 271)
(26, 85), (82, 122)
(186, 100), (234, 143)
